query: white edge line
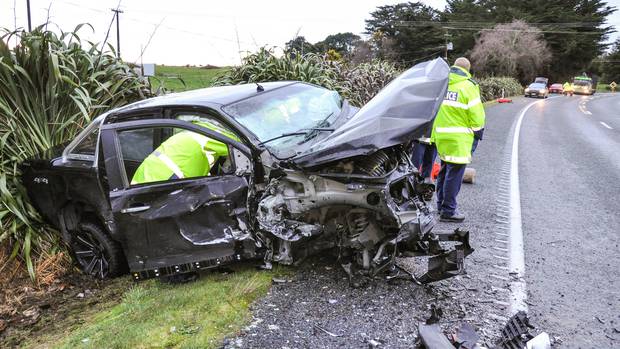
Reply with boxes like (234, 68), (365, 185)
(600, 121), (613, 129)
(508, 99), (543, 315)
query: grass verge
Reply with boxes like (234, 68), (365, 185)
(22, 265), (286, 349)
(150, 65), (228, 92)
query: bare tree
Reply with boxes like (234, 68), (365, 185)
(471, 20), (551, 82)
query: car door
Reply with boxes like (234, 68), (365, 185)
(100, 118), (255, 279)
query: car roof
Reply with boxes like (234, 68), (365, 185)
(112, 81), (297, 114)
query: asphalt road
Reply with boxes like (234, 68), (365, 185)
(227, 94), (620, 348)
(518, 93), (620, 347)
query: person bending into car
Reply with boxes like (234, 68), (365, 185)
(431, 57), (485, 222)
(131, 121), (238, 185)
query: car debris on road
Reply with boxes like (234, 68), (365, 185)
(417, 306), (553, 349)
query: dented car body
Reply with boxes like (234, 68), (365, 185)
(21, 58), (473, 283)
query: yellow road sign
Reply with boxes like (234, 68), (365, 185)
(610, 81), (617, 92)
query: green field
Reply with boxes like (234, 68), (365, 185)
(150, 65), (229, 92)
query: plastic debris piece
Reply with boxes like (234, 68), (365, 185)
(526, 332), (551, 349)
(426, 304), (443, 325)
(368, 339), (382, 348)
(454, 323), (480, 349)
(419, 322), (457, 349)
(493, 311), (535, 349)
(314, 324), (342, 337)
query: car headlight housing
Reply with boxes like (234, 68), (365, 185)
(525, 88), (530, 93)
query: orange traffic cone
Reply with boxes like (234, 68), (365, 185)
(431, 162), (441, 180)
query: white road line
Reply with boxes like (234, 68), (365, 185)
(507, 99), (542, 315)
(600, 121), (613, 129)
(579, 105), (592, 115)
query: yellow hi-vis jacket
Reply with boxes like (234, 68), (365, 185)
(131, 121), (239, 185)
(563, 82), (573, 92)
(431, 66), (485, 164)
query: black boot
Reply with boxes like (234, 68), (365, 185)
(440, 211), (465, 222)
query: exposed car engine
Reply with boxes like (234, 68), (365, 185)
(256, 146), (473, 285)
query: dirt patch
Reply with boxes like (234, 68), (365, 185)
(0, 251), (131, 348)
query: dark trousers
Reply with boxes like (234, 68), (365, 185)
(436, 137), (480, 215)
(436, 161), (466, 215)
(411, 143), (437, 178)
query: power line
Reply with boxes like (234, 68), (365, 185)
(442, 26), (606, 35)
(396, 20), (604, 28)
(57, 0), (253, 45)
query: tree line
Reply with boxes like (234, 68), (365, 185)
(287, 1), (617, 84)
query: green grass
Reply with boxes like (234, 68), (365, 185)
(32, 266), (286, 349)
(596, 83), (612, 92)
(150, 65), (229, 92)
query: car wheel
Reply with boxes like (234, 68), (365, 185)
(70, 222), (126, 279)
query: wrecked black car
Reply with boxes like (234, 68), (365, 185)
(21, 58), (472, 283)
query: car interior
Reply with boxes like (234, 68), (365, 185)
(117, 120), (237, 185)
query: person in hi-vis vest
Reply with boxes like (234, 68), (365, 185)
(431, 57), (485, 222)
(131, 121), (239, 185)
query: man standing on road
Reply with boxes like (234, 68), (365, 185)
(431, 57), (485, 222)
(563, 81), (574, 96)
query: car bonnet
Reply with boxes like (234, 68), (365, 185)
(292, 58), (449, 168)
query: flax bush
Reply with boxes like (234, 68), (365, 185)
(214, 47), (399, 106)
(0, 25), (151, 278)
(477, 76), (523, 101)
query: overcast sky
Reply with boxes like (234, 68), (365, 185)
(2, 0), (619, 66)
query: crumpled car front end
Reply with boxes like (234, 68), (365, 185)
(233, 58), (474, 284)
(255, 144), (473, 284)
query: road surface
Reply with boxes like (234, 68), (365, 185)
(518, 93), (620, 347)
(229, 94), (620, 348)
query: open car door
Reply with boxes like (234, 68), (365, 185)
(100, 118), (256, 280)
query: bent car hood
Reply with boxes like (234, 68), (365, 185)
(293, 58), (449, 167)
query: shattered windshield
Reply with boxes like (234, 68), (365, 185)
(222, 83), (343, 158)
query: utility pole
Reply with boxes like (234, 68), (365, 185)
(444, 32), (453, 61)
(111, 8), (123, 58)
(26, 0), (32, 31)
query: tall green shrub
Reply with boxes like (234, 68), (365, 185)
(0, 26), (151, 278)
(214, 48), (399, 106)
(477, 77), (523, 101)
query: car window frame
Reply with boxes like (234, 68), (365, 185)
(62, 113), (108, 165)
(100, 119), (252, 191)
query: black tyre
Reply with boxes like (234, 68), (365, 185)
(70, 222), (126, 279)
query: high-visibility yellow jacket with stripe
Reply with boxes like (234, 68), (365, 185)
(431, 66), (485, 164)
(131, 121), (240, 185)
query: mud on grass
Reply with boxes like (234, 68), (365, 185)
(1, 269), (131, 348)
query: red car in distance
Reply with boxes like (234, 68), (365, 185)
(549, 83), (563, 94)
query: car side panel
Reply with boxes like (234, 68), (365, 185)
(21, 159), (113, 241)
